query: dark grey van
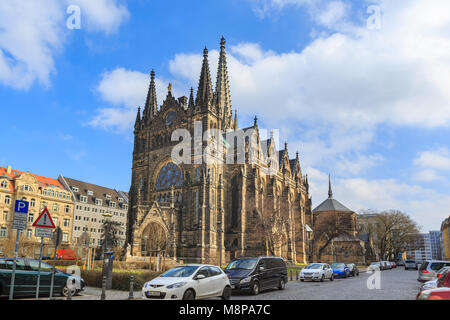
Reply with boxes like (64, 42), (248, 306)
(224, 256), (288, 295)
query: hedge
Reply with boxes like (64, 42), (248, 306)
(80, 270), (162, 291)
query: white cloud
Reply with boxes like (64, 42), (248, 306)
(0, 0), (129, 90)
(413, 169), (441, 182)
(414, 147), (450, 171)
(90, 68), (183, 132)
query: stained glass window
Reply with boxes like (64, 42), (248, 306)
(155, 162), (183, 191)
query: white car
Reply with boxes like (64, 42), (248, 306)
(300, 263), (334, 282)
(142, 264), (231, 300)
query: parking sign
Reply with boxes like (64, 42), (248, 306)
(15, 200), (29, 214)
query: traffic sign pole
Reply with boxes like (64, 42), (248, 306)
(35, 236), (44, 299)
(49, 227), (62, 299)
(8, 230), (20, 300)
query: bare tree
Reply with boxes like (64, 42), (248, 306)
(253, 209), (288, 256)
(99, 220), (123, 257)
(312, 213), (349, 261)
(372, 210), (420, 260)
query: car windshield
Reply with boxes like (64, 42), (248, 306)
(304, 264), (323, 269)
(437, 269), (449, 285)
(371, 262), (380, 265)
(405, 260), (415, 263)
(160, 266), (199, 278)
(225, 259), (258, 271)
(331, 263), (346, 268)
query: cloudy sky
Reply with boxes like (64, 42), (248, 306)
(1, 0), (449, 232)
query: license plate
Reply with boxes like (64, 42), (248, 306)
(230, 285), (235, 289)
(148, 291), (161, 297)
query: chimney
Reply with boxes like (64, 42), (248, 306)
(6, 166), (12, 174)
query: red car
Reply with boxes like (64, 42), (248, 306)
(417, 287), (450, 300)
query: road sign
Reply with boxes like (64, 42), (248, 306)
(53, 227), (63, 247)
(35, 228), (53, 238)
(14, 200), (29, 214)
(12, 212), (28, 230)
(32, 208), (56, 229)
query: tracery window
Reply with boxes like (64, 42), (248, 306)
(155, 162), (183, 191)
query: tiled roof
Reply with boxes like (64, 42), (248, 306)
(313, 198), (353, 213)
(60, 176), (128, 210)
(0, 166), (65, 192)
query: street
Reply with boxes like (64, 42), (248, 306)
(59, 268), (419, 300)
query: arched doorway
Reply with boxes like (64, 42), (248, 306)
(140, 222), (168, 257)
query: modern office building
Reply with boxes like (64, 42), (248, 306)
(429, 230), (442, 260)
(406, 233), (432, 262)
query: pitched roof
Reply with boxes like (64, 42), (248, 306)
(0, 166), (65, 192)
(313, 198), (353, 213)
(60, 176), (128, 210)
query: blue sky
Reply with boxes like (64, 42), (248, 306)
(1, 0), (450, 232)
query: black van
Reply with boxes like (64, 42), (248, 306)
(224, 256), (288, 295)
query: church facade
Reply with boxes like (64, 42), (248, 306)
(125, 37), (313, 265)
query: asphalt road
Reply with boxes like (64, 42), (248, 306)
(231, 268), (420, 300)
(5, 267), (421, 300)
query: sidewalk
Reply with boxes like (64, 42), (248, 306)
(71, 287), (143, 300)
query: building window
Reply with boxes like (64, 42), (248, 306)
(30, 199), (36, 207)
(64, 206), (70, 213)
(95, 199), (102, 206)
(5, 195), (11, 205)
(21, 185), (33, 192)
(72, 187), (79, 192)
(53, 204), (59, 212)
(110, 202), (116, 208)
(49, 190), (54, 197)
(118, 198), (123, 203)
(28, 214), (34, 223)
(27, 229), (32, 238)
(87, 190), (93, 196)
(0, 180), (8, 189)
(0, 227), (7, 237)
(106, 194), (111, 200)
(80, 195), (88, 203)
(43, 189), (47, 196)
(3, 212), (8, 221)
(63, 219), (70, 227)
(62, 233), (69, 242)
(53, 218), (59, 227)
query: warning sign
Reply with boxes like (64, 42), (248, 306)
(32, 208), (56, 229)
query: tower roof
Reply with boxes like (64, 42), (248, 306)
(196, 47), (213, 109)
(144, 70), (157, 120)
(215, 36), (232, 128)
(313, 176), (353, 213)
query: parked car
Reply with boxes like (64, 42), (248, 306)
(51, 249), (80, 261)
(437, 267), (450, 279)
(347, 263), (360, 276)
(390, 262), (397, 269)
(405, 260), (418, 270)
(382, 261), (392, 270)
(0, 257), (84, 297)
(368, 262), (382, 272)
(331, 263), (350, 278)
(224, 256), (288, 295)
(142, 264), (231, 300)
(299, 263), (334, 282)
(418, 260), (450, 282)
(416, 287), (450, 300)
(436, 268), (450, 288)
(418, 268), (450, 292)
(396, 260), (405, 267)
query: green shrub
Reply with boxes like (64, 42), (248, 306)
(80, 270), (162, 291)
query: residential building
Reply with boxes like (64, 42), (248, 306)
(58, 176), (128, 250)
(441, 216), (450, 260)
(0, 166), (74, 256)
(406, 233), (432, 262)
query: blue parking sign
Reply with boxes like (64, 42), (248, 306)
(14, 200), (29, 213)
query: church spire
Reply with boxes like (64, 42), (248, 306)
(196, 47), (213, 110)
(144, 70), (157, 121)
(328, 174), (333, 199)
(233, 110), (238, 131)
(215, 36), (232, 129)
(134, 106), (141, 129)
(188, 87), (195, 109)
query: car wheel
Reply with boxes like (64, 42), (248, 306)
(300, 279), (304, 282)
(62, 285), (76, 297)
(182, 289), (195, 300)
(330, 275), (334, 281)
(278, 277), (286, 290)
(356, 272), (359, 277)
(320, 275), (325, 282)
(221, 286), (231, 300)
(251, 281), (260, 295)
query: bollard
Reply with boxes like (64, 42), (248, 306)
(128, 275), (134, 300)
(101, 276), (107, 300)
(296, 270), (299, 281)
(67, 285), (72, 300)
(290, 270), (293, 281)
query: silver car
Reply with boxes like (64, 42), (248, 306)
(418, 260), (450, 282)
(405, 260), (417, 270)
